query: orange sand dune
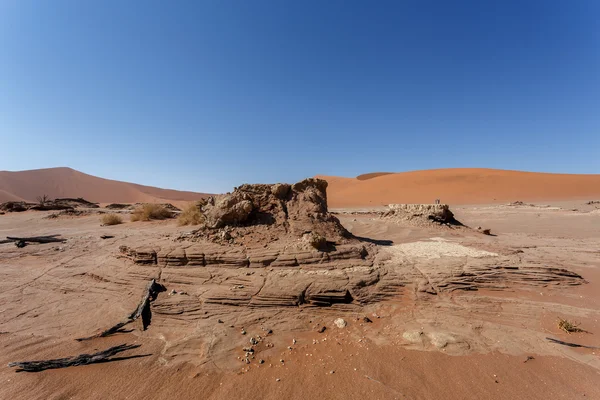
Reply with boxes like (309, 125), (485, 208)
(0, 167), (210, 205)
(318, 168), (600, 208)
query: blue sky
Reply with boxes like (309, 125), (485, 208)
(1, 0), (599, 193)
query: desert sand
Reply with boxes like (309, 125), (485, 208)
(319, 168), (600, 208)
(1, 173), (599, 400)
(0, 167), (209, 205)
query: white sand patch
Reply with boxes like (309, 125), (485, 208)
(388, 238), (498, 259)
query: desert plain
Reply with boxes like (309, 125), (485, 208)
(1, 168), (599, 400)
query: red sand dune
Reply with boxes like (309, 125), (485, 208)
(318, 168), (600, 208)
(0, 167), (210, 205)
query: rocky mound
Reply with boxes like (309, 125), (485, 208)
(190, 178), (353, 249)
(381, 204), (461, 226)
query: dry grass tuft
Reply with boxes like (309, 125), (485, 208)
(101, 213), (123, 226)
(130, 204), (173, 222)
(178, 202), (205, 226)
(558, 318), (585, 334)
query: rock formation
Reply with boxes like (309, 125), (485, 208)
(381, 204), (461, 225)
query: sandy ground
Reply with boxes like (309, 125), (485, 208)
(320, 168), (600, 207)
(1, 200), (599, 399)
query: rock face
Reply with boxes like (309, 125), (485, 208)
(192, 178), (352, 246)
(382, 204), (459, 225)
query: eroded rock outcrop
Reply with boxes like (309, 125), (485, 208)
(190, 178), (351, 247)
(381, 204), (460, 226)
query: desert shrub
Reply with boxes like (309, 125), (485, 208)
(36, 194), (51, 206)
(130, 204), (173, 222)
(101, 213), (123, 226)
(558, 318), (585, 334)
(178, 202), (205, 226)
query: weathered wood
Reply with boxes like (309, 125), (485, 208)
(8, 344), (141, 372)
(6, 235), (66, 244)
(546, 337), (599, 349)
(76, 279), (165, 341)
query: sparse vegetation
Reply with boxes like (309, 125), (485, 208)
(130, 204), (173, 222)
(558, 318), (585, 334)
(178, 202), (205, 226)
(101, 213), (123, 226)
(36, 194), (50, 206)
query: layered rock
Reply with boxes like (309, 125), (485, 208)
(381, 204), (460, 225)
(190, 178), (352, 247)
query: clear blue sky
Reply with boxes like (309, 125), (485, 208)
(1, 1), (599, 193)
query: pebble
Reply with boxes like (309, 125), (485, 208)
(330, 370), (335, 374)
(217, 319), (224, 323)
(276, 378), (280, 382)
(241, 330), (246, 335)
(259, 359), (265, 364)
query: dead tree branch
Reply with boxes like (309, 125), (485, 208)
(76, 279), (165, 341)
(8, 344), (141, 372)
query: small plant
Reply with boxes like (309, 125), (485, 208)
(178, 202), (205, 226)
(558, 318), (585, 334)
(36, 194), (50, 206)
(101, 213), (123, 226)
(130, 204), (173, 222)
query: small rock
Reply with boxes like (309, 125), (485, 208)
(169, 289), (177, 295)
(241, 330), (246, 335)
(334, 318), (347, 328)
(287, 346), (292, 350)
(280, 359), (284, 363)
(259, 359), (264, 364)
(276, 378), (280, 382)
(250, 337), (259, 345)
(293, 339), (297, 345)
(330, 370), (335, 374)
(317, 326), (326, 333)
(217, 319), (224, 323)
(363, 316), (373, 323)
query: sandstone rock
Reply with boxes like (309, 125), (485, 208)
(382, 204), (460, 225)
(302, 232), (327, 250)
(334, 318), (347, 328)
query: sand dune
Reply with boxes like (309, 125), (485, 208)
(319, 168), (600, 208)
(0, 167), (209, 204)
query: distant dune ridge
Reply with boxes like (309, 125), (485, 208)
(318, 168), (600, 208)
(1, 167), (599, 208)
(0, 167), (210, 205)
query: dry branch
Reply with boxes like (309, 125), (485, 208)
(8, 344), (141, 372)
(545, 337), (599, 349)
(6, 235), (66, 244)
(76, 279), (165, 341)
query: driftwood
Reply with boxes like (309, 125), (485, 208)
(546, 337), (599, 349)
(6, 235), (66, 244)
(76, 279), (165, 341)
(8, 344), (141, 372)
